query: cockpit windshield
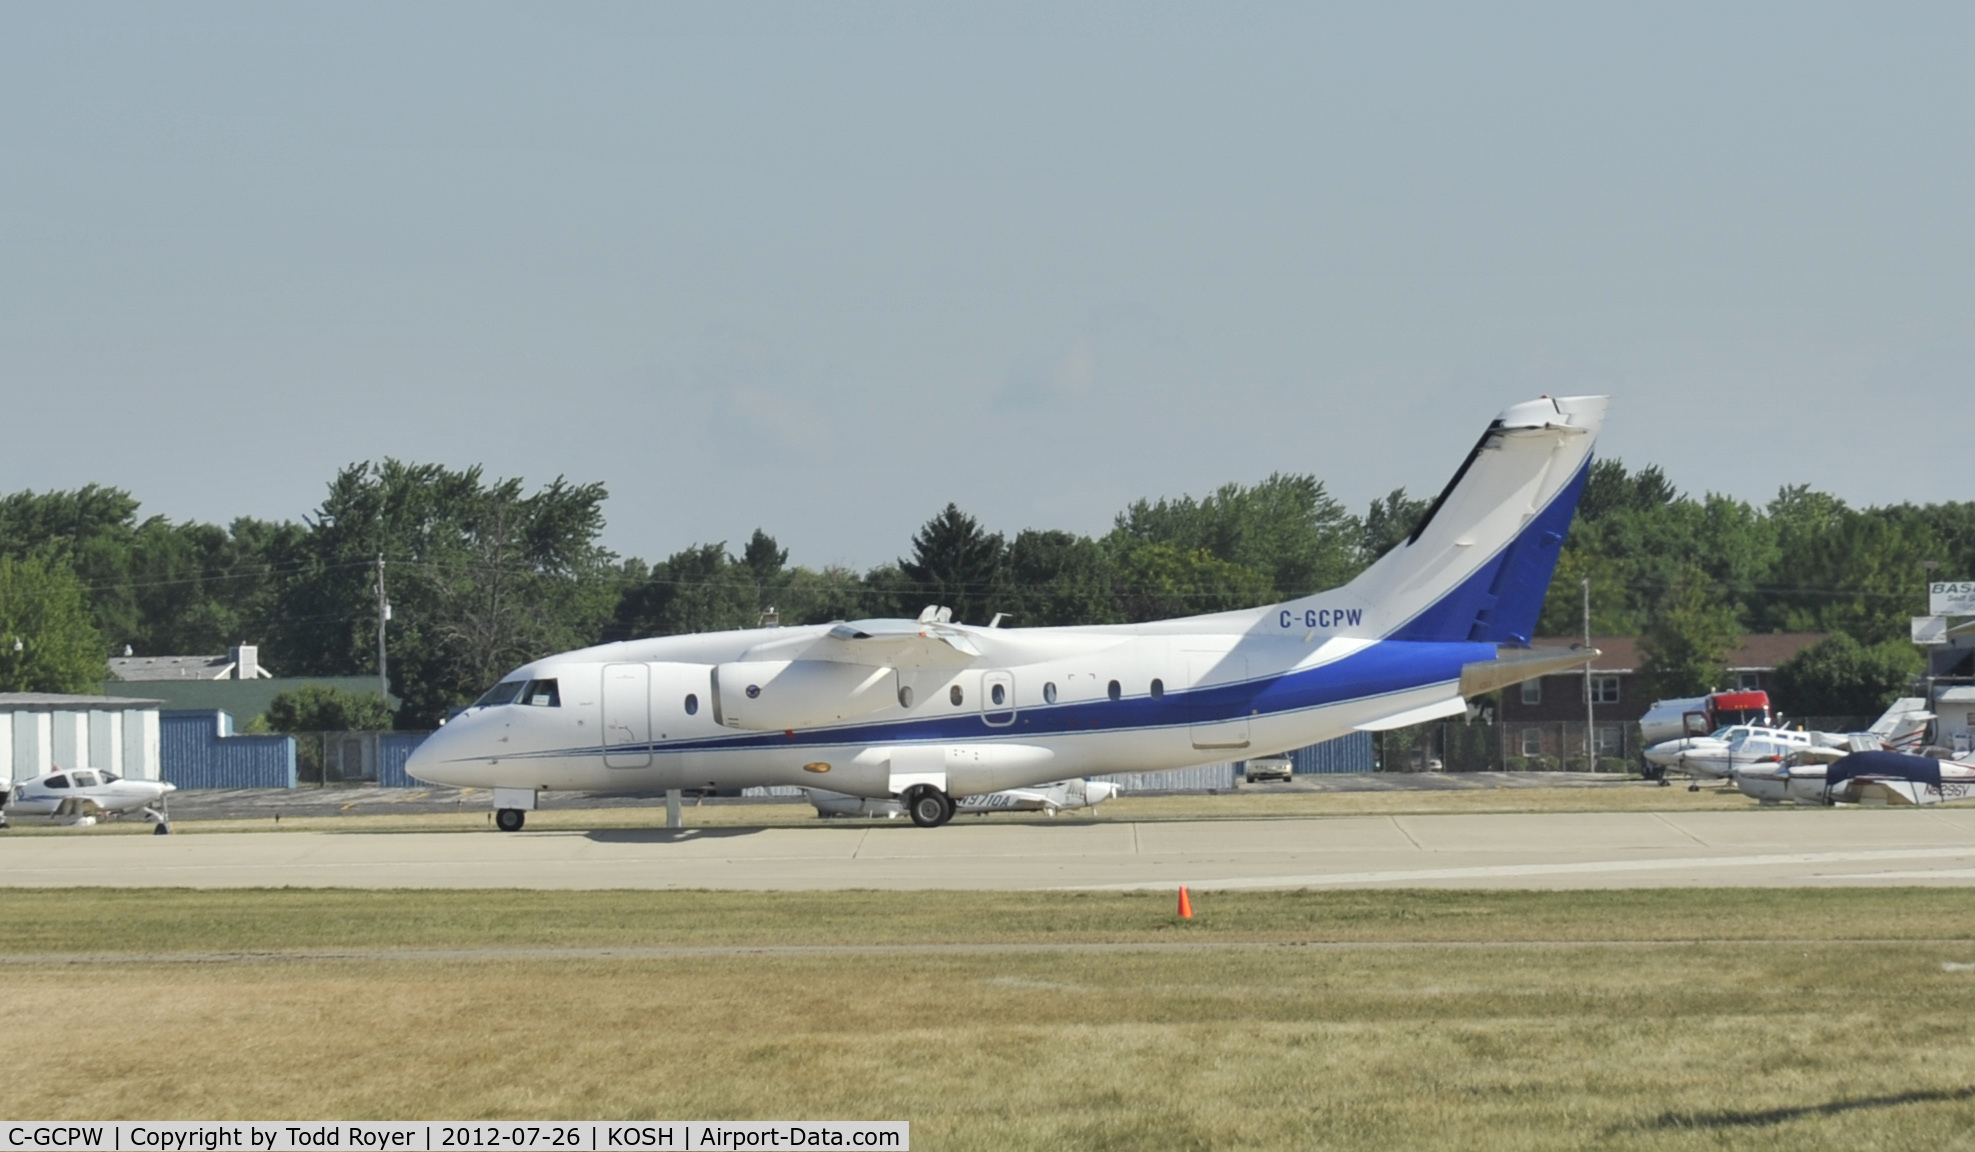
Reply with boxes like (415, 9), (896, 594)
(473, 679), (529, 709)
(473, 677), (560, 709)
(1710, 726), (1752, 741)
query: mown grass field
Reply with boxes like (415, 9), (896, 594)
(3, 888), (1974, 1150)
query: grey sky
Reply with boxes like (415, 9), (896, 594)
(3, 3), (1970, 569)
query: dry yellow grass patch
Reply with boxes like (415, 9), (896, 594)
(2, 889), (1975, 1148)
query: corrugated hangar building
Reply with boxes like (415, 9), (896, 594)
(0, 693), (163, 781)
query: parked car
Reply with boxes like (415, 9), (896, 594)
(1245, 757), (1293, 783)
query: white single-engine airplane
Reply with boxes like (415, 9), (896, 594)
(408, 395), (1608, 830)
(2, 768), (176, 831)
(808, 778), (1121, 819)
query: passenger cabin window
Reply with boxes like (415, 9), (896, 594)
(71, 771), (99, 787)
(1042, 682), (1057, 705)
(684, 693), (699, 716)
(1150, 678), (1165, 700)
(950, 684), (965, 706)
(522, 678), (560, 707)
(46, 775), (69, 789)
(897, 685), (914, 708)
(474, 679), (528, 708)
(991, 683), (1007, 706)
(1107, 680), (1121, 702)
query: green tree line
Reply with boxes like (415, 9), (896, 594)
(3, 457), (1968, 724)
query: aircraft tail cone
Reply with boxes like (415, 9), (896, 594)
(1177, 886), (1193, 919)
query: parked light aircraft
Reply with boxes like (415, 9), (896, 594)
(808, 778), (1120, 819)
(1647, 698), (1934, 790)
(1, 768), (176, 831)
(1735, 749), (1975, 807)
(406, 395), (1609, 830)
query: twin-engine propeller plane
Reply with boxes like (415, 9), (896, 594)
(408, 395), (1610, 830)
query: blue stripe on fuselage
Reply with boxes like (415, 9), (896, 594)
(507, 638), (1493, 761)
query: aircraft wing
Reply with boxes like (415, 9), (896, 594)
(53, 796), (103, 818)
(744, 620), (985, 669)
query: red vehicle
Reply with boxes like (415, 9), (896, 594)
(1639, 690), (1773, 748)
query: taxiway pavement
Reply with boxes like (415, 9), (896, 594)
(7, 808), (1975, 889)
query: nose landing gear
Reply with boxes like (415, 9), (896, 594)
(902, 785), (956, 828)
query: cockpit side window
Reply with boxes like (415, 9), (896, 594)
(474, 679), (529, 708)
(46, 775), (69, 789)
(522, 679), (560, 707)
(71, 771), (99, 787)
(100, 771), (120, 783)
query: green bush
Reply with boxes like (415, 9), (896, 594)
(266, 684), (394, 733)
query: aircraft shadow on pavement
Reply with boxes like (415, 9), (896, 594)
(1634, 1086), (1975, 1131)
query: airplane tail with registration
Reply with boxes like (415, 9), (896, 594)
(1261, 395), (1606, 647)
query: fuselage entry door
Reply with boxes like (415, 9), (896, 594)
(1188, 655), (1251, 750)
(603, 663), (653, 768)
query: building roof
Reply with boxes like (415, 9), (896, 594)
(109, 655), (240, 681)
(101, 676), (393, 719)
(1536, 633), (1828, 674)
(0, 692), (164, 710)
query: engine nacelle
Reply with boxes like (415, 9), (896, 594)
(713, 660), (899, 730)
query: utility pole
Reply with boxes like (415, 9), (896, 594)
(1583, 576), (1595, 772)
(375, 554), (390, 701)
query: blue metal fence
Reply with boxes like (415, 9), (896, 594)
(1286, 731), (1377, 774)
(377, 732), (433, 787)
(160, 711), (297, 789)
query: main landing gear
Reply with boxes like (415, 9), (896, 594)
(495, 808), (527, 832)
(903, 785), (956, 828)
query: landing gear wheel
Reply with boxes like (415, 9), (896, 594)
(1687, 784), (1701, 793)
(153, 821), (172, 835)
(906, 787), (952, 829)
(495, 808), (526, 832)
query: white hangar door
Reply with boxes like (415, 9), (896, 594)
(602, 663), (653, 768)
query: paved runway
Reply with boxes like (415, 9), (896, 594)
(8, 808), (1975, 889)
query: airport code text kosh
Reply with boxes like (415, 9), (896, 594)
(3, 1127), (904, 1152)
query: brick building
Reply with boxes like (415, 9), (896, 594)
(1498, 633), (1827, 763)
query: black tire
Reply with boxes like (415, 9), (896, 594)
(495, 808), (526, 832)
(153, 821), (172, 836)
(907, 789), (947, 828)
(934, 791), (958, 826)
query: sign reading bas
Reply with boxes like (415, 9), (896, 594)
(1931, 581), (1975, 616)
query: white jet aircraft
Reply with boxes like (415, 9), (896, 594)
(407, 395), (1609, 830)
(808, 778), (1120, 819)
(2, 768), (176, 831)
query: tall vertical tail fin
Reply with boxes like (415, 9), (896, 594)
(1344, 396), (1607, 645)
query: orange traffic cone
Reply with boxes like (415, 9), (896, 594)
(1177, 886), (1193, 919)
